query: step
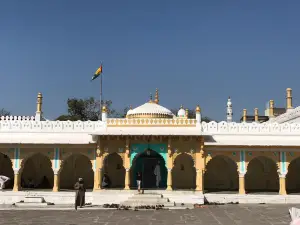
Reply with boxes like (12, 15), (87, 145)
(24, 197), (45, 203)
(129, 197), (169, 202)
(121, 202), (175, 207)
(14, 202), (50, 207)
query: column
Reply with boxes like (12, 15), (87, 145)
(279, 174), (287, 195)
(124, 137), (131, 190)
(195, 137), (205, 192)
(53, 172), (60, 192)
(239, 173), (246, 194)
(94, 138), (103, 191)
(124, 168), (130, 190)
(166, 168), (172, 190)
(53, 147), (60, 192)
(195, 169), (204, 192)
(13, 172), (21, 192)
(166, 136), (173, 190)
(13, 148), (21, 192)
(279, 151), (287, 195)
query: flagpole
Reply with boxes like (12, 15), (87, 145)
(99, 72), (103, 120)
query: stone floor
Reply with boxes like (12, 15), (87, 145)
(0, 204), (295, 225)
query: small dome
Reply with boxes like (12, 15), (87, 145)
(177, 105), (185, 117)
(127, 102), (175, 119)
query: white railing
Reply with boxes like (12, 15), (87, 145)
(201, 121), (300, 134)
(0, 120), (105, 132)
(107, 118), (197, 126)
(1, 119), (300, 134)
(269, 106), (300, 124)
(0, 115), (35, 121)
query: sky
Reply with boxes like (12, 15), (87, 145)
(0, 0), (300, 121)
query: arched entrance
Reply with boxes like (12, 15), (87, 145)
(204, 155), (238, 192)
(245, 156), (279, 193)
(0, 153), (14, 189)
(21, 153), (53, 189)
(131, 149), (167, 189)
(60, 154), (94, 190)
(286, 157), (300, 193)
(172, 153), (196, 190)
(103, 153), (125, 188)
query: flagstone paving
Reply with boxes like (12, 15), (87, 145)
(0, 204), (294, 225)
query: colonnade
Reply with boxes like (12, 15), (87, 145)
(1, 137), (300, 195)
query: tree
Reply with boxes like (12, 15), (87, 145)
(0, 108), (10, 117)
(56, 97), (128, 121)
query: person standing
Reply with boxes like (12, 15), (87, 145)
(74, 178), (86, 210)
(154, 161), (161, 188)
(0, 176), (10, 190)
(136, 172), (142, 193)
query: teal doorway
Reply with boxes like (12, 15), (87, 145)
(131, 149), (167, 189)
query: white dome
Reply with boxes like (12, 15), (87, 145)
(127, 102), (175, 119)
(177, 106), (185, 117)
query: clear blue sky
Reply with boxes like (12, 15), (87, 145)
(1, 0), (300, 121)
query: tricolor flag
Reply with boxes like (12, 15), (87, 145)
(91, 64), (103, 81)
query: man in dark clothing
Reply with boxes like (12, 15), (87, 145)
(74, 178), (86, 210)
(101, 173), (111, 189)
(136, 172), (142, 193)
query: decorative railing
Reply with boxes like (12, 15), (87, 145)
(1, 119), (300, 134)
(0, 120), (105, 132)
(107, 118), (197, 126)
(201, 121), (300, 134)
(268, 106), (300, 124)
(0, 115), (35, 121)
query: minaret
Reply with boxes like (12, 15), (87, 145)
(154, 88), (159, 104)
(35, 92), (43, 121)
(226, 97), (233, 123)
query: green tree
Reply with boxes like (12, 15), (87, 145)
(56, 97), (128, 121)
(0, 108), (10, 117)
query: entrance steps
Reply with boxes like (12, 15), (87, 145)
(120, 193), (193, 209)
(14, 197), (53, 207)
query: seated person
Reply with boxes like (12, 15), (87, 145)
(101, 173), (111, 189)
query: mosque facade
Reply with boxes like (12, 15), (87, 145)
(1, 88), (300, 197)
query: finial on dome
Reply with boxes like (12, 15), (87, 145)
(195, 105), (201, 113)
(129, 105), (132, 110)
(102, 105), (107, 113)
(154, 88), (159, 104)
(180, 104), (183, 109)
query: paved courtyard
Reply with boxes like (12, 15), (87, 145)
(0, 204), (295, 225)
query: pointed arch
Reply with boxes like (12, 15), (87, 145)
(103, 153), (125, 188)
(172, 153), (196, 189)
(286, 157), (300, 193)
(204, 155), (238, 192)
(245, 156), (279, 193)
(21, 153), (53, 189)
(0, 152), (14, 189)
(60, 154), (94, 189)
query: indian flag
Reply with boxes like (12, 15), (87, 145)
(91, 64), (103, 81)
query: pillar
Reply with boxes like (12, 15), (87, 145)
(124, 168), (130, 190)
(195, 137), (205, 192)
(166, 168), (172, 190)
(124, 137), (131, 190)
(239, 173), (246, 194)
(279, 174), (287, 195)
(269, 100), (274, 118)
(53, 173), (60, 192)
(286, 88), (293, 110)
(243, 109), (247, 122)
(94, 138), (103, 191)
(254, 108), (259, 122)
(166, 136), (173, 190)
(13, 171), (20, 192)
(195, 169), (204, 192)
